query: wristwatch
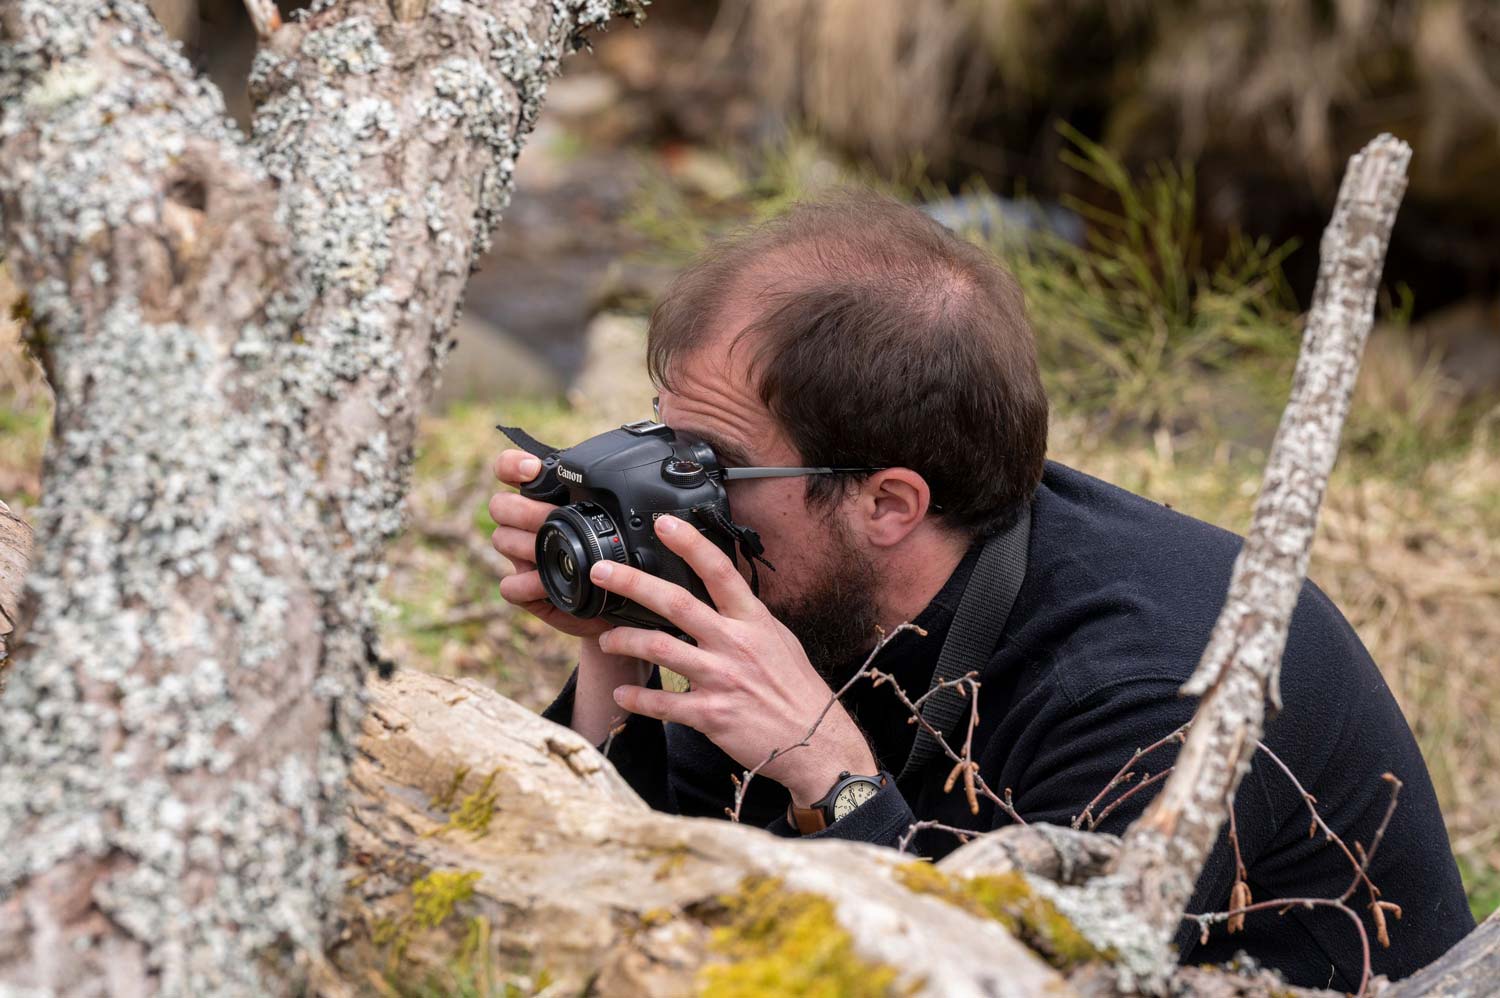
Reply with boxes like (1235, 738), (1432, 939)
(787, 771), (887, 834)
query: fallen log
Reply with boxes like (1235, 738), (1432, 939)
(338, 669), (1499, 997)
(339, 668), (1072, 997)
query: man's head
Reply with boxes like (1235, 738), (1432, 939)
(647, 188), (1048, 673)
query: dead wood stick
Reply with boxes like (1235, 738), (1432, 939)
(1104, 134), (1412, 985)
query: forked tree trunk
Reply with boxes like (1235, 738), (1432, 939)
(0, 1), (641, 993)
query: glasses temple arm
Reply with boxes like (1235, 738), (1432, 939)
(720, 466), (884, 480)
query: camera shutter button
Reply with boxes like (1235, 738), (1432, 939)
(662, 457), (707, 487)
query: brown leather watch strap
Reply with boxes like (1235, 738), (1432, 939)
(787, 801), (828, 835)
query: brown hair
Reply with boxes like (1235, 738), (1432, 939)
(647, 188), (1049, 538)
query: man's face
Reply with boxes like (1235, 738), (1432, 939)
(653, 334), (882, 677)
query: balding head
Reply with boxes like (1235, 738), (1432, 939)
(647, 188), (1049, 537)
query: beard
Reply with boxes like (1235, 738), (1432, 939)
(762, 512), (882, 681)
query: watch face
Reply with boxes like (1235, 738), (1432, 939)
(832, 779), (880, 821)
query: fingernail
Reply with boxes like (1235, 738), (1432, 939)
(591, 562), (614, 582)
(613, 687), (628, 705)
(657, 516), (679, 533)
(520, 457), (541, 477)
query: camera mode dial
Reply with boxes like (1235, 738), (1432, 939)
(661, 457), (707, 488)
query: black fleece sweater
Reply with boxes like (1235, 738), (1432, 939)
(542, 460), (1474, 988)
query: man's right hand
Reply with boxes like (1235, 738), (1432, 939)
(491, 447), (645, 745)
(489, 448), (612, 641)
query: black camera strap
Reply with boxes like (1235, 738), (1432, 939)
(897, 503), (1031, 784)
(702, 505), (776, 597)
(496, 425), (559, 460)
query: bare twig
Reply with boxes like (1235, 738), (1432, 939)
(1189, 896), (1373, 998)
(868, 667), (1026, 826)
(1225, 801), (1250, 933)
(1254, 739), (1399, 906)
(1073, 722), (1189, 831)
(1089, 768), (1173, 831)
(897, 820), (979, 854)
(599, 716), (628, 758)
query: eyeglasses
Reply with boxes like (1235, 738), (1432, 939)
(651, 396), (884, 482)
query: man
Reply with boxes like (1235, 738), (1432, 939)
(488, 189), (1473, 988)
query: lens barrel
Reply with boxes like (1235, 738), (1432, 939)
(535, 504), (629, 618)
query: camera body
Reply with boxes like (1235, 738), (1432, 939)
(514, 419), (738, 631)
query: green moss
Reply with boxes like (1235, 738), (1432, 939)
(431, 767), (470, 812)
(411, 870), (483, 930)
(894, 863), (1106, 970)
(654, 849), (689, 881)
(427, 769), (499, 840)
(448, 772), (499, 839)
(698, 875), (907, 997)
(639, 907), (674, 928)
(375, 868), (484, 965)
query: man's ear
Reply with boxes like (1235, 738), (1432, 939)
(857, 468), (931, 548)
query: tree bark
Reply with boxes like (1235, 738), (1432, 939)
(1378, 910), (1500, 998)
(0, 1), (640, 994)
(0, 498), (30, 678)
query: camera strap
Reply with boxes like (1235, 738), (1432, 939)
(495, 425), (559, 460)
(897, 503), (1031, 785)
(702, 506), (776, 597)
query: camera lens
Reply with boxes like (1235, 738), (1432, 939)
(535, 504), (627, 618)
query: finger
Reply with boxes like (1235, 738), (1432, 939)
(490, 525), (539, 570)
(613, 684), (702, 728)
(493, 449), (543, 487)
(588, 561), (721, 640)
(488, 491), (552, 533)
(499, 569), (547, 605)
(598, 626), (715, 683)
(653, 515), (762, 619)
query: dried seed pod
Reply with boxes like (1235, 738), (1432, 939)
(1227, 880), (1252, 933)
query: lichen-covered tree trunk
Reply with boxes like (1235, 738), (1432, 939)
(0, 1), (640, 993)
(341, 669), (1076, 997)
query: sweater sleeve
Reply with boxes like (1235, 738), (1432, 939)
(763, 772), (914, 846)
(540, 664), (673, 812)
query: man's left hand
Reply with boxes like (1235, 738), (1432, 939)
(590, 515), (878, 809)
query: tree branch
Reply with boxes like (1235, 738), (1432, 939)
(1097, 134), (1413, 989)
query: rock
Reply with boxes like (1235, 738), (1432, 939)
(432, 314), (562, 406)
(543, 73), (623, 119)
(567, 312), (655, 425)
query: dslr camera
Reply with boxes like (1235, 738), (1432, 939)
(498, 420), (771, 632)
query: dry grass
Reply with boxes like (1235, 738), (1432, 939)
(1050, 403), (1500, 917)
(740, 0), (990, 173)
